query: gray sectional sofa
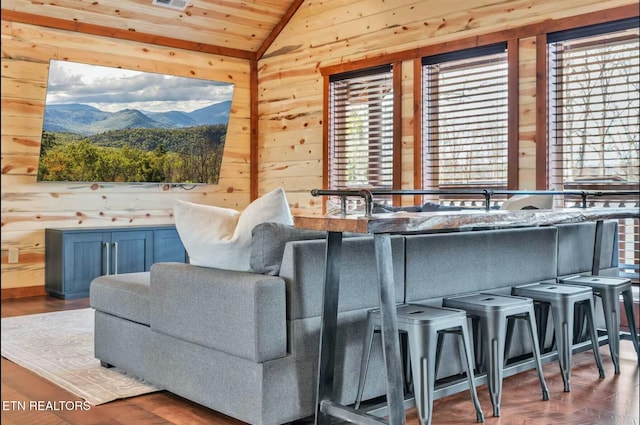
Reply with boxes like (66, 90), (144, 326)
(89, 220), (619, 425)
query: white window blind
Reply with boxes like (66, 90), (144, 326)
(328, 66), (394, 198)
(548, 18), (639, 276)
(421, 44), (508, 206)
(548, 22), (639, 189)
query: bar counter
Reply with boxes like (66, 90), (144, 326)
(294, 206), (639, 425)
(294, 207), (639, 235)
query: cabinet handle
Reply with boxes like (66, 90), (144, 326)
(114, 242), (119, 275)
(104, 242), (111, 276)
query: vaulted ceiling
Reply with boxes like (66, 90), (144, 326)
(1, 0), (304, 60)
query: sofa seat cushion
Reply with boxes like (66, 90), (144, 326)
(90, 272), (151, 326)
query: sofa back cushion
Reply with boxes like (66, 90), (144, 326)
(555, 220), (618, 277)
(279, 236), (406, 320)
(404, 227), (558, 302)
(250, 222), (326, 275)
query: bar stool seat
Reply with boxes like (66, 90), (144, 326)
(355, 304), (484, 425)
(510, 282), (605, 391)
(443, 293), (549, 417)
(559, 275), (640, 373)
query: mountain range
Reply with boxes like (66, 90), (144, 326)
(43, 100), (232, 136)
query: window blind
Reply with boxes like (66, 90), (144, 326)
(548, 19), (639, 275)
(421, 44), (508, 205)
(328, 66), (394, 207)
(548, 26), (639, 189)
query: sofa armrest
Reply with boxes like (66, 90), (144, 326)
(150, 262), (286, 363)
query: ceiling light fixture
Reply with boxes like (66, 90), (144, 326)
(152, 0), (189, 11)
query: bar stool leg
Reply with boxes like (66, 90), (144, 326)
(434, 332), (445, 383)
(600, 290), (622, 374)
(573, 302), (588, 344)
(504, 317), (515, 367)
(458, 323), (485, 423)
(523, 306), (550, 401)
(549, 299), (574, 392)
(584, 298), (605, 378)
(354, 315), (376, 409)
(403, 332), (413, 392)
(407, 327), (437, 425)
(505, 303), (550, 360)
(536, 303), (551, 351)
(471, 318), (483, 373)
(479, 316), (506, 417)
(621, 287), (640, 363)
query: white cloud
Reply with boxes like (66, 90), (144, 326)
(45, 60), (234, 113)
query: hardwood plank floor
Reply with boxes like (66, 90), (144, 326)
(2, 296), (639, 425)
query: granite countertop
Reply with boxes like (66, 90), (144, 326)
(293, 207), (640, 234)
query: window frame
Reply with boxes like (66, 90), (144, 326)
(322, 63), (403, 208)
(318, 6), (637, 210)
(544, 17), (639, 276)
(545, 17), (639, 192)
(418, 42), (519, 207)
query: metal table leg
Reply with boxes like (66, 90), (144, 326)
(315, 231), (343, 425)
(314, 231), (406, 425)
(374, 233), (406, 425)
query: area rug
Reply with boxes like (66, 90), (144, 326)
(1, 308), (160, 405)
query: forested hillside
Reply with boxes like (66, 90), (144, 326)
(37, 125), (226, 184)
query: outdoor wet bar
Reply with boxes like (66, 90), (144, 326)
(293, 189), (639, 425)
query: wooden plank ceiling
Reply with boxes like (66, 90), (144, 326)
(1, 0), (304, 59)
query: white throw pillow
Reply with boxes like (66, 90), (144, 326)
(173, 187), (294, 271)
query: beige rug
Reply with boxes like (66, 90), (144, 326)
(1, 308), (160, 405)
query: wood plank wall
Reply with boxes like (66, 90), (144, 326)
(257, 0), (637, 212)
(1, 0), (637, 293)
(1, 21), (251, 292)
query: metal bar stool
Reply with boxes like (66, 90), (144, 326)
(355, 304), (485, 425)
(443, 293), (550, 417)
(559, 275), (640, 373)
(509, 282), (605, 391)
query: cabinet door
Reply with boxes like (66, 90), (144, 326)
(110, 230), (154, 274)
(62, 232), (111, 297)
(154, 228), (187, 263)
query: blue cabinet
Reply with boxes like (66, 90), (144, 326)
(45, 226), (186, 299)
(153, 228), (188, 263)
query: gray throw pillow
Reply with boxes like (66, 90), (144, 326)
(250, 222), (326, 275)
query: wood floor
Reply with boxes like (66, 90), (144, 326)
(2, 296), (639, 425)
